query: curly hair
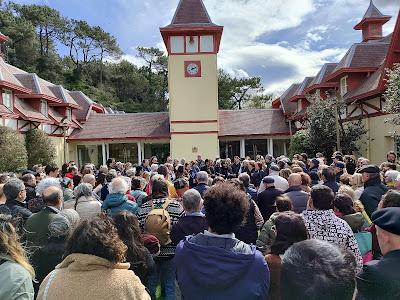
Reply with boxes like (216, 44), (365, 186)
(64, 214), (127, 263)
(203, 182), (248, 234)
(113, 211), (147, 272)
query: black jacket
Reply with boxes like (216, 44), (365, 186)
(0, 199), (32, 220)
(257, 187), (283, 220)
(25, 185), (37, 202)
(171, 215), (209, 245)
(231, 163), (241, 177)
(357, 249), (400, 300)
(360, 178), (388, 218)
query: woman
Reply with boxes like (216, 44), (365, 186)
(279, 168), (292, 181)
(256, 195), (293, 254)
(265, 212), (308, 300)
(350, 173), (364, 200)
(73, 183), (101, 220)
(0, 214), (35, 299)
(93, 172), (106, 197)
(37, 215), (150, 300)
(299, 172), (312, 193)
(113, 211), (155, 287)
(35, 210), (80, 284)
(60, 178), (74, 205)
(130, 177), (148, 207)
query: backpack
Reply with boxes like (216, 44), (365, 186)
(355, 231), (373, 263)
(144, 200), (172, 246)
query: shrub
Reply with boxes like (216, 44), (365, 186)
(0, 126), (27, 172)
(289, 130), (312, 157)
(25, 129), (56, 168)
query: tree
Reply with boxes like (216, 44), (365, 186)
(384, 63), (400, 124)
(289, 130), (312, 157)
(0, 126), (27, 172)
(217, 69), (267, 110)
(245, 94), (273, 109)
(25, 128), (56, 168)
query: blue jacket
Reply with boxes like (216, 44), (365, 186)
(175, 233), (270, 300)
(193, 183), (209, 197)
(102, 193), (138, 217)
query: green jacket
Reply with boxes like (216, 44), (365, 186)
(0, 255), (34, 300)
(256, 212), (279, 255)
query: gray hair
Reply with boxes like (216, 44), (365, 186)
(125, 168), (136, 177)
(108, 177), (129, 194)
(196, 171), (209, 184)
(82, 174), (96, 186)
(48, 209), (80, 238)
(73, 183), (93, 198)
(3, 179), (25, 200)
(99, 165), (108, 174)
(182, 189), (202, 213)
(151, 164), (159, 172)
(36, 178), (61, 197)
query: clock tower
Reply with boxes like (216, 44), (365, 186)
(161, 0), (223, 160)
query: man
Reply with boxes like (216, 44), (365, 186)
(259, 165), (289, 193)
(334, 161), (345, 183)
(386, 151), (397, 164)
(174, 178), (190, 199)
(359, 165), (388, 218)
(357, 207), (400, 299)
(158, 165), (179, 199)
(101, 177), (138, 216)
(308, 158), (320, 185)
(24, 186), (63, 289)
(196, 155), (205, 169)
(284, 173), (309, 213)
(137, 179), (184, 300)
(21, 173), (37, 202)
(281, 239), (357, 300)
(171, 189), (208, 245)
(322, 166), (340, 193)
(257, 176), (283, 220)
(44, 163), (59, 178)
(0, 179), (31, 220)
(231, 156), (242, 177)
(238, 173), (257, 202)
(82, 173), (100, 201)
(142, 159), (151, 172)
(302, 185), (363, 271)
(174, 182), (270, 299)
(193, 171), (209, 197)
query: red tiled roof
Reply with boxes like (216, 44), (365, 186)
(354, 1), (391, 30)
(218, 109), (290, 137)
(169, 0), (213, 26)
(48, 85), (79, 107)
(68, 112), (171, 141)
(279, 84), (300, 115)
(47, 107), (77, 128)
(0, 58), (28, 90)
(290, 77), (314, 101)
(307, 63), (338, 89)
(0, 104), (17, 118)
(69, 91), (97, 121)
(290, 107), (307, 120)
(14, 97), (51, 123)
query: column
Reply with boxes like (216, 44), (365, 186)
(106, 143), (110, 161)
(269, 139), (274, 157)
(137, 141), (142, 164)
(240, 139), (245, 158)
(283, 141), (287, 156)
(102, 142), (107, 166)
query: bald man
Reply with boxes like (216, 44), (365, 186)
(284, 173), (310, 213)
(24, 185), (64, 287)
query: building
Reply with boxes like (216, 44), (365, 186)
(0, 0), (292, 167)
(275, 1), (400, 164)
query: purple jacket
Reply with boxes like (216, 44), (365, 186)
(174, 233), (270, 299)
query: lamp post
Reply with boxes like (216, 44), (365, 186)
(60, 117), (69, 164)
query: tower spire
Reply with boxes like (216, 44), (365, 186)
(354, 0), (391, 42)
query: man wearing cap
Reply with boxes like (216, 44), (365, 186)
(357, 207), (400, 299)
(308, 158), (320, 186)
(334, 161), (345, 183)
(359, 165), (388, 218)
(258, 165), (288, 193)
(257, 176), (283, 220)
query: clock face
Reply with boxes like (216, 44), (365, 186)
(184, 61), (201, 77)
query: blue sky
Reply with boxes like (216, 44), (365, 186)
(12, 0), (400, 95)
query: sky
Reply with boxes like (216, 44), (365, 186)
(11, 0), (400, 96)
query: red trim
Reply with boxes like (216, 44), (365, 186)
(220, 132), (292, 138)
(184, 61), (202, 77)
(326, 67), (378, 82)
(171, 131), (218, 135)
(304, 83), (338, 94)
(171, 119), (217, 124)
(16, 93), (63, 104)
(67, 136), (170, 142)
(0, 81), (31, 94)
(354, 17), (391, 30)
(13, 107), (53, 124)
(344, 111), (386, 122)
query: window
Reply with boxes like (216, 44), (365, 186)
(297, 100), (302, 112)
(66, 108), (72, 121)
(200, 35), (214, 52)
(340, 76), (348, 96)
(40, 100), (48, 117)
(185, 36), (199, 53)
(2, 90), (13, 110)
(170, 36), (185, 53)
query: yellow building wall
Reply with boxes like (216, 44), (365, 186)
(168, 54), (219, 159)
(50, 136), (67, 167)
(170, 133), (219, 160)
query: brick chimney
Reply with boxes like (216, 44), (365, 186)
(354, 1), (391, 42)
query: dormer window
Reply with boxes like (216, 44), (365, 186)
(297, 100), (302, 112)
(340, 76), (348, 96)
(66, 108), (72, 121)
(2, 89), (13, 111)
(40, 100), (48, 117)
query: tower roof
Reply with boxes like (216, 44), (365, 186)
(170, 0), (214, 26)
(354, 1), (391, 30)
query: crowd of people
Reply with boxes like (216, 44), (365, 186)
(0, 151), (399, 300)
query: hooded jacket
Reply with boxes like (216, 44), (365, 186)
(101, 193), (138, 217)
(175, 232), (270, 300)
(37, 254), (149, 300)
(360, 178), (388, 218)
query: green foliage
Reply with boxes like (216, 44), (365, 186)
(25, 129), (56, 168)
(289, 130), (312, 157)
(384, 63), (400, 124)
(0, 126), (27, 172)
